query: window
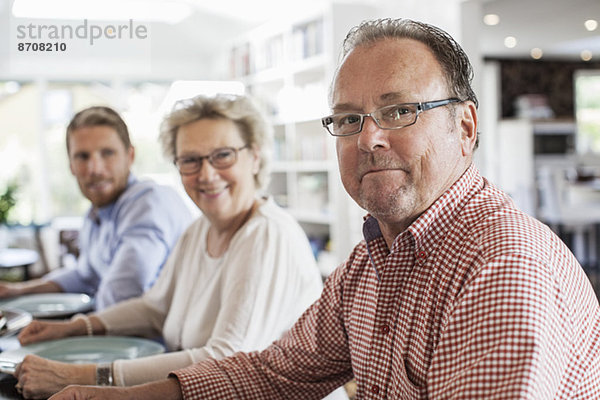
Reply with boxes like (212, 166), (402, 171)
(575, 70), (600, 154)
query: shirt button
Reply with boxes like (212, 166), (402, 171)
(380, 324), (389, 334)
(416, 250), (427, 263)
(371, 384), (380, 394)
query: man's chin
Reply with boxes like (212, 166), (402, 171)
(88, 193), (118, 208)
(359, 189), (412, 221)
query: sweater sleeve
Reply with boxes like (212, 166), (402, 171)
(113, 349), (195, 386)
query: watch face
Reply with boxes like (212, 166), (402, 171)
(96, 362), (112, 386)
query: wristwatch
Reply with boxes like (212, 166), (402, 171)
(96, 362), (113, 386)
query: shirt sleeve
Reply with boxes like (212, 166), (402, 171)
(49, 183), (191, 310)
(43, 219), (99, 294)
(427, 252), (598, 398)
(172, 263), (354, 400)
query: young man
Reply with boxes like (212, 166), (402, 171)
(50, 19), (600, 399)
(0, 106), (191, 310)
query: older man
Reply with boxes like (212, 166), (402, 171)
(0, 106), (191, 310)
(50, 18), (600, 400)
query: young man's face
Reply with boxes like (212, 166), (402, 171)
(68, 125), (134, 208)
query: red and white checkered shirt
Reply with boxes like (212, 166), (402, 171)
(173, 165), (600, 399)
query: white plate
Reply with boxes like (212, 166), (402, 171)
(0, 293), (93, 318)
(0, 336), (165, 373)
(0, 308), (32, 336)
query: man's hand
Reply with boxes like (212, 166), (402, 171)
(0, 279), (62, 299)
(48, 378), (184, 400)
(48, 385), (132, 400)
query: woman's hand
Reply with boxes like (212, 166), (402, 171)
(14, 354), (95, 399)
(18, 319), (82, 346)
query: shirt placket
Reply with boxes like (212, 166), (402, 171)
(363, 248), (413, 399)
(390, 246), (431, 399)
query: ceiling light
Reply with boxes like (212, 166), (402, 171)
(581, 50), (593, 62)
(530, 48), (543, 60)
(504, 36), (517, 48)
(584, 19), (598, 31)
(11, 0), (192, 24)
(483, 14), (500, 26)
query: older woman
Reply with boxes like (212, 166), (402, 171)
(13, 94), (324, 399)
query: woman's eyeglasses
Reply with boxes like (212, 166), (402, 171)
(174, 145), (249, 175)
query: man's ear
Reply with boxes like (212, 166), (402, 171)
(128, 145), (135, 166)
(459, 101), (478, 156)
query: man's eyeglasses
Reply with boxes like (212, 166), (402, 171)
(174, 145), (249, 175)
(321, 98), (462, 137)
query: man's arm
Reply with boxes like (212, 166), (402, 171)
(0, 279), (62, 298)
(48, 377), (183, 400)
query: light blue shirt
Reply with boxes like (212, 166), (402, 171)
(45, 174), (191, 310)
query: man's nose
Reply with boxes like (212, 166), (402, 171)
(87, 153), (105, 174)
(357, 116), (391, 152)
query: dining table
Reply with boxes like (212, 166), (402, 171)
(0, 291), (166, 400)
(0, 317), (165, 400)
(0, 292), (94, 400)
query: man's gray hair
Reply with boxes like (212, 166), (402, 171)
(337, 18), (478, 108)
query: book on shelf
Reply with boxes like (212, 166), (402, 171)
(292, 19), (324, 61)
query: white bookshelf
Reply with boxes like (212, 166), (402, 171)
(228, 3), (373, 272)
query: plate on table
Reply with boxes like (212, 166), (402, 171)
(0, 293), (93, 318)
(0, 336), (165, 373)
(0, 308), (32, 336)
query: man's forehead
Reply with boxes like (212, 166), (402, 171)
(70, 126), (119, 140)
(331, 91), (413, 112)
(331, 39), (444, 109)
(68, 126), (123, 149)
